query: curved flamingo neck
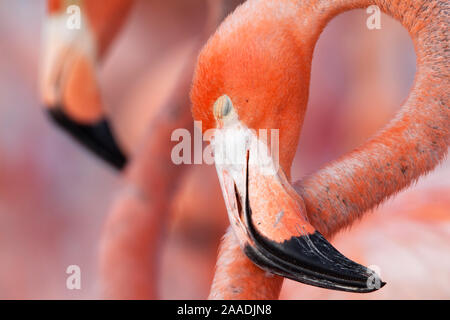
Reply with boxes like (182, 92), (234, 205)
(292, 0), (449, 237)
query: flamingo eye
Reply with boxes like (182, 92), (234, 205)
(213, 94), (232, 120)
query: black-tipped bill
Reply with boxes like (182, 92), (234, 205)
(244, 230), (385, 293)
(242, 154), (385, 293)
(211, 95), (385, 293)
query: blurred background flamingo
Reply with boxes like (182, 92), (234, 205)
(41, 0), (240, 299)
(0, 0), (448, 299)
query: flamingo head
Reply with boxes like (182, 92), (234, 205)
(191, 1), (384, 293)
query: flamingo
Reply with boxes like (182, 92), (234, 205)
(40, 0), (239, 298)
(190, 0), (449, 299)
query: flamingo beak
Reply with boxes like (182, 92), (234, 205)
(211, 95), (385, 293)
(40, 14), (126, 169)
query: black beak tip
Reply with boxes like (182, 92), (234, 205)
(46, 107), (127, 170)
(364, 272), (386, 292)
(245, 229), (387, 293)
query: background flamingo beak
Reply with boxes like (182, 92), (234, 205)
(40, 15), (127, 169)
(47, 108), (127, 169)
